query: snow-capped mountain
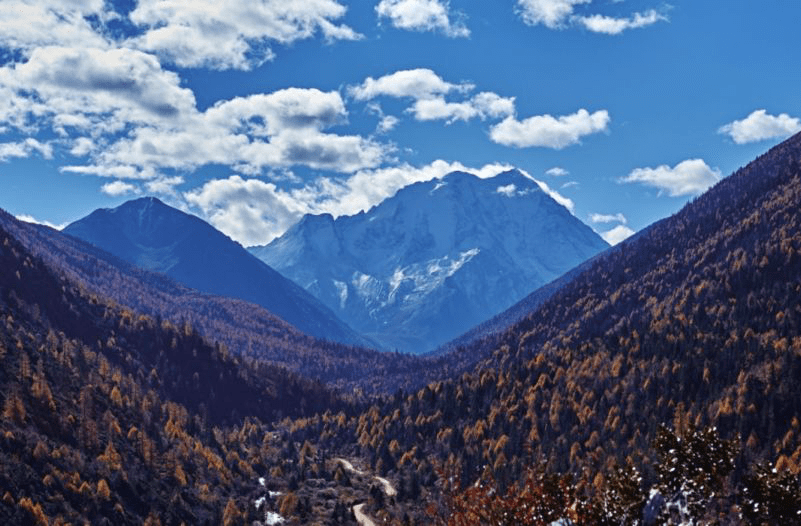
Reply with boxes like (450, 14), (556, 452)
(63, 197), (369, 347)
(250, 170), (609, 353)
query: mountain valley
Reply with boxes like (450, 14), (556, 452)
(2, 134), (801, 523)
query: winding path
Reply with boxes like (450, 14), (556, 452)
(335, 458), (397, 526)
(353, 503), (377, 526)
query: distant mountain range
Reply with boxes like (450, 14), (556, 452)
(63, 197), (369, 348)
(251, 170), (608, 353)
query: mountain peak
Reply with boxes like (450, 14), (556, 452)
(252, 169), (608, 353)
(64, 199), (369, 347)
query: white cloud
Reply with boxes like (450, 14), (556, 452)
(410, 98), (477, 123)
(129, 0), (362, 70)
(0, 138), (52, 161)
(718, 109), (801, 144)
(366, 102), (401, 134)
(0, 46), (197, 135)
(600, 224), (634, 245)
(15, 214), (67, 230)
(145, 176), (185, 195)
(516, 0), (667, 34)
(205, 88), (347, 135)
(517, 0), (591, 28)
(620, 159), (721, 196)
(575, 9), (666, 34)
(0, 1), (361, 71)
(589, 212), (626, 224)
(101, 180), (140, 196)
(410, 92), (515, 123)
(0, 0), (110, 53)
(60, 164), (159, 180)
(490, 108), (610, 149)
(69, 137), (95, 156)
(348, 68), (468, 101)
(376, 0), (469, 38)
(378, 115), (400, 133)
(590, 211), (632, 246)
(351, 69), (517, 130)
(545, 166), (569, 176)
(185, 175), (310, 246)
(46, 86), (389, 179)
(561, 180), (579, 189)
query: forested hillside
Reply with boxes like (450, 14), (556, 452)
(0, 222), (355, 524)
(279, 132), (801, 523)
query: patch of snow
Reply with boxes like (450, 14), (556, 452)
(496, 183), (517, 197)
(333, 280), (348, 309)
(258, 477), (266, 486)
(431, 180), (447, 193)
(265, 511), (285, 525)
(255, 496), (266, 510)
(269, 491), (283, 498)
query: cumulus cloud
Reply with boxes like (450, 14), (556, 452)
(145, 176), (185, 195)
(60, 164), (159, 180)
(575, 9), (666, 34)
(0, 138), (52, 161)
(517, 0), (591, 28)
(718, 109), (801, 144)
(410, 92), (515, 123)
(490, 108), (610, 149)
(348, 68), (468, 101)
(12, 75), (390, 180)
(129, 0), (362, 70)
(0, 0), (110, 53)
(101, 180), (140, 197)
(378, 115), (400, 133)
(376, 0), (469, 38)
(366, 103), (401, 134)
(351, 69), (517, 127)
(0, 1), (362, 71)
(516, 0), (666, 34)
(545, 166), (569, 176)
(184, 176), (299, 246)
(589, 212), (627, 224)
(600, 224), (634, 245)
(0, 46), (197, 134)
(69, 137), (95, 156)
(620, 159), (721, 196)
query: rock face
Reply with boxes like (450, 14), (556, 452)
(251, 170), (609, 353)
(64, 197), (368, 347)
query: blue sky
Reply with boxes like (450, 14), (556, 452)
(0, 0), (799, 246)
